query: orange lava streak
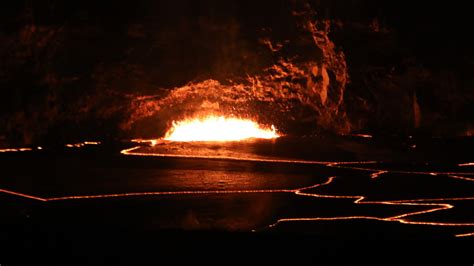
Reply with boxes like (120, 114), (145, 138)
(65, 141), (101, 148)
(390, 197), (474, 202)
(131, 138), (158, 146)
(0, 189), (47, 201)
(348, 134), (373, 138)
(120, 146), (379, 165)
(1, 173), (473, 236)
(269, 176), (474, 230)
(455, 232), (474, 237)
(328, 164), (474, 177)
(370, 170), (388, 179)
(449, 175), (474, 182)
(0, 148), (32, 152)
(268, 216), (387, 228)
(388, 203), (453, 220)
(46, 189), (291, 201)
(163, 115), (279, 142)
(0, 187), (296, 201)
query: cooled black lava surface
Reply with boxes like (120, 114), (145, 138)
(1, 136), (473, 264)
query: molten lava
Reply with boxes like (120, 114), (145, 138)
(163, 115), (279, 142)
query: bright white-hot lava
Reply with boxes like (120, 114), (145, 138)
(163, 115), (279, 142)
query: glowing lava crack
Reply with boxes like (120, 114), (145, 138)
(1, 173), (473, 238)
(163, 115), (279, 142)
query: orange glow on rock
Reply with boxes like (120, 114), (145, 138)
(163, 115), (279, 142)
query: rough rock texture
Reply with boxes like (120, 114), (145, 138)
(1, 0), (473, 145)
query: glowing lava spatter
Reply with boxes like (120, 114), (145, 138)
(163, 115), (279, 142)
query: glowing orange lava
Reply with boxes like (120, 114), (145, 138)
(0, 147), (32, 152)
(163, 115), (279, 142)
(65, 141), (101, 148)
